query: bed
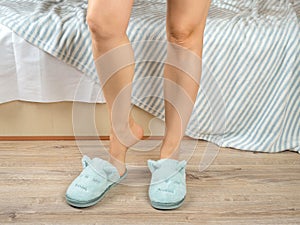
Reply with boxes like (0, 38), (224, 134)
(0, 0), (299, 153)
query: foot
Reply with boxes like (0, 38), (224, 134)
(109, 117), (144, 176)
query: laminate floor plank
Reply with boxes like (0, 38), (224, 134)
(0, 140), (299, 225)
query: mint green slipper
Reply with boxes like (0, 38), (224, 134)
(148, 158), (187, 210)
(65, 155), (127, 208)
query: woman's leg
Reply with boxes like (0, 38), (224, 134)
(86, 0), (143, 175)
(161, 0), (211, 159)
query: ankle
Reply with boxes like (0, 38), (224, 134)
(108, 139), (127, 176)
(160, 150), (180, 160)
(160, 139), (181, 160)
(108, 155), (126, 176)
(110, 117), (144, 147)
(161, 137), (182, 149)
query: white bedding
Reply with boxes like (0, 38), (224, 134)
(0, 23), (104, 104)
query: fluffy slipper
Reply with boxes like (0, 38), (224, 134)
(65, 155), (127, 208)
(148, 158), (187, 210)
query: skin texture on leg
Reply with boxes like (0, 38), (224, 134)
(86, 0), (143, 175)
(161, 0), (211, 159)
(87, 0), (134, 57)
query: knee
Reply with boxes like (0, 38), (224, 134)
(166, 19), (207, 49)
(86, 13), (127, 41)
(167, 23), (196, 46)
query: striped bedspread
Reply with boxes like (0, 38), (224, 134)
(0, 0), (299, 152)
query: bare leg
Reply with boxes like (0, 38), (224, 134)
(161, 0), (211, 159)
(86, 0), (143, 175)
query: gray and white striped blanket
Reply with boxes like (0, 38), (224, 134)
(0, 0), (299, 152)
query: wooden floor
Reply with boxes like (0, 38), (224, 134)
(0, 140), (299, 225)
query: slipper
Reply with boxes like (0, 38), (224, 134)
(147, 158), (187, 210)
(65, 155), (127, 208)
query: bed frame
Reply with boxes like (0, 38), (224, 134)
(0, 101), (165, 140)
